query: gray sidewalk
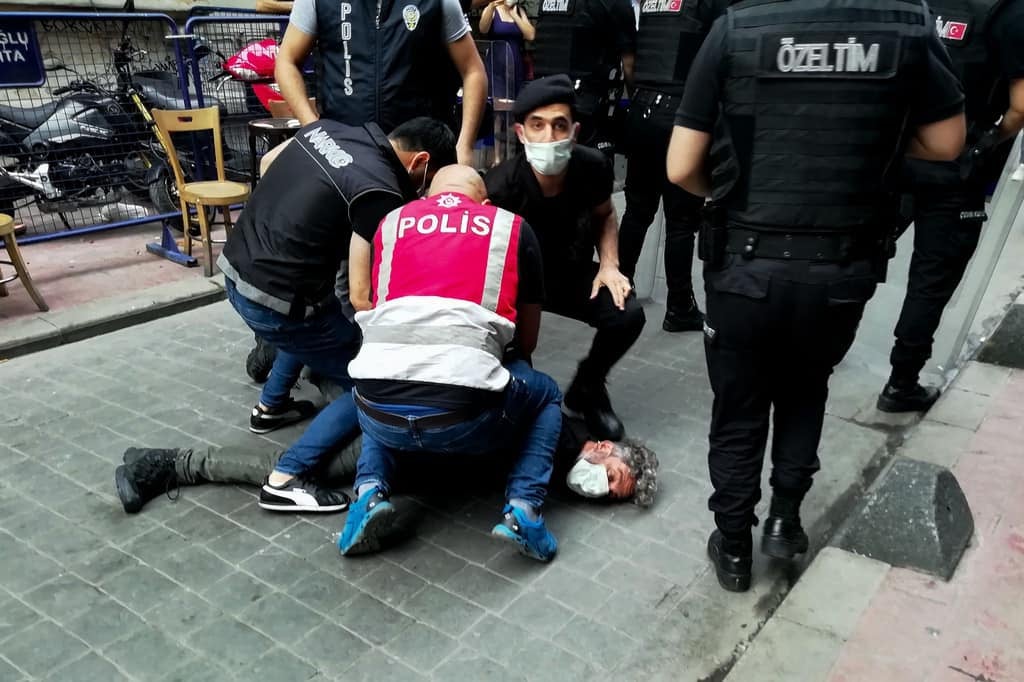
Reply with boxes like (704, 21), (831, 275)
(0, 297), (893, 682)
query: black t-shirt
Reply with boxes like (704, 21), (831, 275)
(674, 16), (966, 132)
(991, 0), (1024, 80)
(354, 220), (546, 410)
(485, 146), (613, 283)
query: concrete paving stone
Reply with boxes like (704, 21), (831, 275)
(441, 564), (521, 611)
(28, 524), (110, 568)
(2, 620), (89, 678)
(555, 614), (635, 671)
(203, 527), (269, 564)
(628, 540), (707, 586)
(954, 361), (1013, 396)
(383, 622), (459, 673)
(242, 591), (327, 644)
(274, 520), (342, 558)
(726, 616), (844, 682)
(514, 636), (600, 682)
(290, 622), (371, 677)
(431, 648), (520, 682)
(484, 546), (556, 584)
(142, 586), (224, 638)
(0, 597), (40, 644)
(202, 571), (273, 610)
(159, 657), (233, 682)
(240, 546), (320, 589)
(0, 539), (64, 595)
(227, 503), (301, 539)
(286, 570), (362, 614)
(902, 421), (975, 470)
(0, 657), (21, 682)
(355, 562), (428, 609)
(593, 586), (683, 642)
(581, 522), (643, 558)
(39, 448), (111, 490)
(22, 574), (107, 620)
(73, 490), (157, 539)
(238, 648), (318, 681)
(188, 617), (276, 668)
(44, 652), (130, 682)
(595, 559), (679, 603)
(118, 526), (191, 566)
(158, 545), (235, 592)
(68, 545), (140, 584)
(334, 592), (416, 646)
(531, 564), (612, 617)
(319, 551), (393, 584)
(500, 590), (577, 640)
(0, 503), (73, 539)
(100, 564), (183, 612)
(103, 626), (194, 679)
(164, 505), (243, 543)
(131, 495), (199, 526)
(401, 585), (487, 638)
(539, 504), (604, 541)
(927, 387), (991, 431)
(778, 548), (888, 639)
(187, 484), (257, 518)
(340, 648), (429, 682)
(426, 523), (506, 565)
(397, 541), (470, 584)
(607, 504), (682, 544)
(463, 615), (534, 667)
(543, 537), (615, 577)
(64, 597), (147, 648)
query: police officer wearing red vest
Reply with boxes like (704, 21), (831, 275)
(879, 0), (1024, 412)
(617, 0), (729, 333)
(340, 165), (562, 562)
(668, 0), (966, 591)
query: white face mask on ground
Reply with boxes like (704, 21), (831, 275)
(566, 458), (610, 498)
(523, 138), (573, 176)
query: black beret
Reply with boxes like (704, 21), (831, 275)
(512, 74), (576, 123)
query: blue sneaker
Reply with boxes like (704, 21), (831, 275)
(338, 487), (396, 556)
(491, 505), (558, 562)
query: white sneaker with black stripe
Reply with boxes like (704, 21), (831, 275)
(259, 477), (351, 512)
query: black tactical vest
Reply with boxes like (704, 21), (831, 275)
(533, 0), (621, 93)
(635, 0), (716, 93)
(927, 0), (1010, 130)
(711, 0), (931, 232)
(316, 0), (452, 131)
(222, 121), (413, 310)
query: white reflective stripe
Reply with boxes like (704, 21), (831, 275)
(374, 209), (403, 304)
(480, 208), (516, 312)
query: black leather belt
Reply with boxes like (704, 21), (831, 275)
(353, 391), (477, 429)
(725, 228), (874, 262)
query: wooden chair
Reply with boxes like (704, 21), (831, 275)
(151, 107), (250, 276)
(267, 97), (316, 119)
(0, 214), (48, 312)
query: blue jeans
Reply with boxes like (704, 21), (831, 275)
(353, 360), (563, 510)
(225, 278), (361, 476)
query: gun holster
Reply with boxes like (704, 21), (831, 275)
(698, 202), (728, 269)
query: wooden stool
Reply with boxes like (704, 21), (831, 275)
(0, 214), (48, 312)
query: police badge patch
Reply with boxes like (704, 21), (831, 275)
(403, 4), (420, 30)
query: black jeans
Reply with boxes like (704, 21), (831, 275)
(545, 260), (646, 381)
(703, 256), (876, 534)
(890, 161), (986, 384)
(619, 91), (703, 309)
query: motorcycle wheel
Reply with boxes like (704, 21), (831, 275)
(146, 162), (213, 236)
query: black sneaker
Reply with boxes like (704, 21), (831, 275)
(115, 448), (181, 514)
(245, 336), (278, 384)
(876, 382), (941, 413)
(249, 398), (317, 434)
(259, 478), (351, 512)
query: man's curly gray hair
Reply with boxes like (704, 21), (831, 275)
(613, 438), (659, 507)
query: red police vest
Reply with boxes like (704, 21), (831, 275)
(349, 192), (523, 391)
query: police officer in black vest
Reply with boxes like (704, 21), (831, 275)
(617, 0), (729, 332)
(532, 0), (638, 155)
(879, 0), (1024, 412)
(667, 0), (966, 592)
(274, 0), (487, 167)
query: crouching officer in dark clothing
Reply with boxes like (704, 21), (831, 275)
(667, 0), (966, 592)
(880, 0), (1024, 412)
(486, 75), (646, 442)
(618, 0), (730, 332)
(532, 0), (638, 156)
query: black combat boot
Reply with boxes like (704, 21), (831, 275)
(564, 365), (625, 441)
(876, 380), (941, 413)
(707, 529), (752, 592)
(245, 335), (278, 384)
(663, 291), (704, 333)
(115, 448), (182, 514)
(761, 491), (809, 559)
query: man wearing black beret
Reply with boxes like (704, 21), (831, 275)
(485, 75), (646, 441)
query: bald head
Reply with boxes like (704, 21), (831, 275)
(427, 164), (488, 203)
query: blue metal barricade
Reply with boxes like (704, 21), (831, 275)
(0, 12), (192, 243)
